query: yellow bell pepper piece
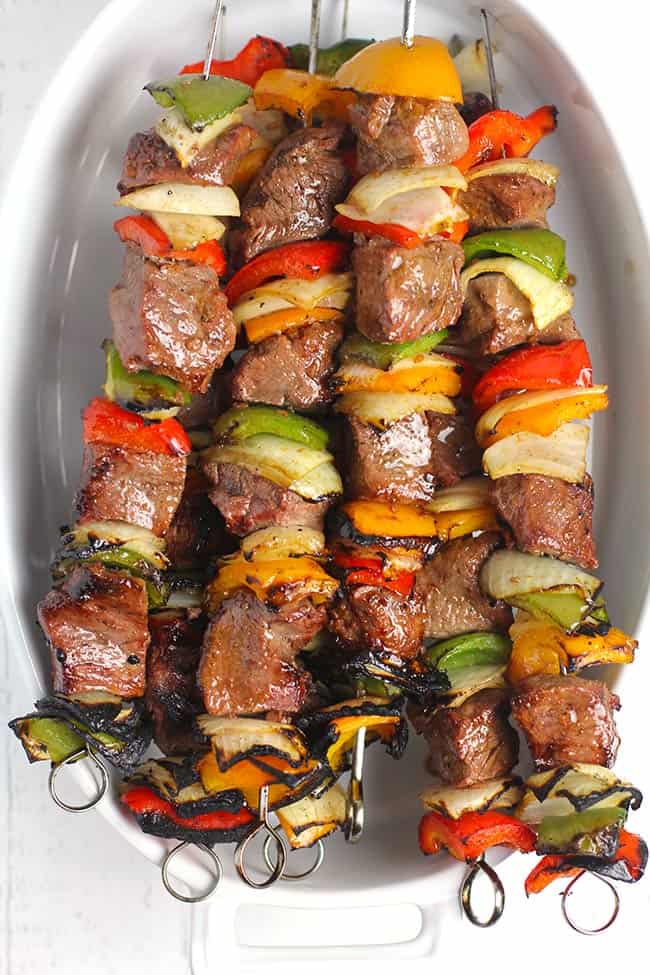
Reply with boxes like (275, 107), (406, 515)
(254, 68), (354, 123)
(343, 500), (497, 541)
(338, 363), (461, 397)
(231, 146), (272, 196)
(244, 307), (342, 344)
(333, 36), (462, 102)
(482, 390), (609, 447)
(507, 619), (636, 684)
(206, 555), (339, 612)
(325, 714), (400, 773)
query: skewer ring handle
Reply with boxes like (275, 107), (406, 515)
(48, 746), (108, 813)
(262, 835), (325, 881)
(234, 785), (287, 889)
(560, 871), (620, 935)
(460, 855), (505, 927)
(161, 841), (223, 903)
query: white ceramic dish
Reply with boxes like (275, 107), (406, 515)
(2, 0), (649, 962)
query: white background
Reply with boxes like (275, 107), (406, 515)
(1, 1), (649, 972)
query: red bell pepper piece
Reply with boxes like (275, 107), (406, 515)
(225, 240), (350, 305)
(456, 106), (558, 173)
(180, 35), (290, 86)
(346, 567), (416, 597)
(167, 239), (227, 277)
(525, 830), (648, 895)
(472, 339), (593, 415)
(524, 855), (583, 896)
(83, 398), (192, 457)
(333, 213), (423, 249)
(439, 219), (470, 244)
(598, 830), (648, 883)
(419, 810), (536, 862)
(332, 550), (384, 572)
(122, 786), (255, 832)
(114, 215), (172, 257)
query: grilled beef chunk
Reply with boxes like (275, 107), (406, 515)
(146, 610), (205, 754)
(199, 590), (321, 715)
(490, 473), (597, 569)
(229, 124), (349, 267)
(350, 94), (469, 175)
(117, 125), (256, 194)
(231, 318), (344, 409)
(328, 585), (425, 659)
(353, 237), (464, 342)
(458, 173), (556, 234)
(511, 675), (620, 769)
(38, 565), (149, 699)
(458, 272), (579, 356)
(409, 688), (518, 786)
(425, 413), (482, 487)
(201, 460), (332, 536)
(110, 244), (236, 394)
(165, 468), (225, 569)
(76, 442), (185, 537)
(416, 532), (513, 639)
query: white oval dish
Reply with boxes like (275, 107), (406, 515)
(1, 0), (649, 953)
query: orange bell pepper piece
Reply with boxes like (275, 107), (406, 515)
(243, 307), (343, 344)
(456, 106), (558, 173)
(483, 390), (609, 447)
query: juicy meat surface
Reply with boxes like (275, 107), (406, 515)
(458, 273), (579, 356)
(146, 610), (205, 755)
(231, 319), (343, 409)
(416, 532), (513, 639)
(426, 413), (482, 488)
(165, 468), (225, 569)
(353, 237), (464, 342)
(350, 94), (469, 175)
(229, 124), (349, 267)
(511, 675), (620, 769)
(76, 442), (186, 537)
(38, 565), (150, 698)
(409, 688), (519, 786)
(199, 590), (321, 715)
(117, 125), (256, 193)
(490, 473), (598, 569)
(110, 244), (236, 394)
(458, 173), (556, 234)
(328, 584), (425, 659)
(201, 460), (332, 537)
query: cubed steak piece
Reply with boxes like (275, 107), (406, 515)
(353, 237), (464, 343)
(76, 442), (185, 537)
(230, 318), (344, 409)
(146, 610), (205, 755)
(200, 460), (332, 537)
(410, 689), (519, 786)
(117, 125), (256, 194)
(328, 585), (425, 659)
(198, 590), (321, 715)
(110, 244), (236, 394)
(458, 172), (556, 234)
(511, 675), (620, 769)
(165, 468), (226, 569)
(425, 413), (481, 487)
(458, 272), (579, 356)
(229, 124), (349, 267)
(490, 473), (597, 569)
(416, 532), (513, 639)
(38, 564), (149, 699)
(350, 94), (469, 176)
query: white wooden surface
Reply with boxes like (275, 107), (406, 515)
(1, 2), (649, 972)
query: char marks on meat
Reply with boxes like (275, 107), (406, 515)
(511, 675), (621, 769)
(146, 610), (205, 754)
(231, 319), (344, 409)
(229, 124), (349, 267)
(350, 94), (469, 176)
(490, 473), (598, 569)
(165, 468), (226, 569)
(76, 442), (185, 537)
(458, 173), (556, 234)
(198, 590), (321, 715)
(38, 565), (150, 699)
(328, 585), (425, 659)
(416, 532), (513, 639)
(353, 237), (464, 343)
(110, 244), (236, 394)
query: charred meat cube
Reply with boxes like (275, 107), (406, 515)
(229, 124), (350, 267)
(165, 467), (226, 569)
(200, 460), (332, 537)
(458, 272), (579, 356)
(38, 565), (150, 699)
(511, 675), (621, 769)
(409, 688), (519, 786)
(416, 532), (513, 640)
(117, 125), (256, 194)
(426, 413), (482, 487)
(490, 473), (597, 569)
(353, 237), (464, 343)
(328, 585), (425, 660)
(146, 610), (205, 755)
(110, 244), (236, 394)
(230, 318), (344, 410)
(458, 172), (556, 234)
(198, 590), (322, 715)
(350, 94), (469, 176)
(76, 442), (185, 537)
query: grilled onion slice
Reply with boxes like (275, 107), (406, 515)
(421, 778), (523, 819)
(276, 783), (347, 849)
(517, 764), (643, 824)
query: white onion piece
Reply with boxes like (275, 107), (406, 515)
(336, 391), (455, 426)
(232, 272), (353, 324)
(197, 716), (309, 766)
(240, 526), (326, 561)
(480, 549), (601, 602)
(150, 211), (226, 249)
(277, 783), (347, 849)
(466, 157), (559, 187)
(237, 102), (288, 147)
(442, 664), (507, 707)
(476, 386), (608, 448)
(347, 165), (467, 213)
(460, 257), (573, 331)
(517, 765), (639, 824)
(421, 778), (523, 818)
(116, 182), (241, 217)
(71, 520), (167, 566)
(155, 107), (241, 167)
(453, 39), (492, 97)
(427, 476), (491, 512)
(482, 422), (589, 483)
(336, 187), (467, 237)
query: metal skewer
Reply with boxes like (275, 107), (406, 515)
(308, 0), (322, 74)
(480, 7), (499, 110)
(161, 842), (223, 903)
(344, 726), (366, 843)
(402, 0), (416, 49)
(263, 835), (325, 882)
(460, 854), (505, 927)
(560, 870), (620, 935)
(48, 746), (108, 813)
(234, 785), (288, 888)
(202, 0), (225, 79)
(340, 0), (350, 40)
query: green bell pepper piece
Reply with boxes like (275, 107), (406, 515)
(214, 405), (330, 451)
(340, 329), (449, 370)
(289, 38), (374, 75)
(16, 717), (85, 765)
(144, 75), (252, 131)
(537, 807), (627, 857)
(55, 549), (169, 610)
(424, 631), (512, 671)
(103, 340), (191, 409)
(462, 229), (568, 281)
(352, 676), (402, 699)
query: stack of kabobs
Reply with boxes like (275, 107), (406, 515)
(8, 21), (646, 907)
